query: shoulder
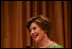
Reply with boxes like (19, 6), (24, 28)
(56, 44), (64, 48)
(48, 42), (63, 48)
(52, 42), (64, 48)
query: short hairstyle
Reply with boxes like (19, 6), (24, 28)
(26, 15), (51, 37)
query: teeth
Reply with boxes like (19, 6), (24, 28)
(33, 34), (38, 38)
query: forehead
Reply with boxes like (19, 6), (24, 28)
(30, 22), (39, 29)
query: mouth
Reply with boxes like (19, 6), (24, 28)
(33, 34), (39, 38)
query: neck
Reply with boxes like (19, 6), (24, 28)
(37, 35), (52, 48)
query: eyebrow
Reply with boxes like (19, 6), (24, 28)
(30, 26), (35, 30)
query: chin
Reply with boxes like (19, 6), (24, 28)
(34, 40), (39, 43)
(34, 37), (40, 43)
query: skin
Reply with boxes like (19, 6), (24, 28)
(29, 22), (53, 48)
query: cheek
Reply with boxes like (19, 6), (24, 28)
(36, 28), (43, 34)
(38, 29), (45, 35)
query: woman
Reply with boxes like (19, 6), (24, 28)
(26, 15), (63, 48)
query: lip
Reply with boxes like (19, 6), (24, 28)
(33, 34), (38, 38)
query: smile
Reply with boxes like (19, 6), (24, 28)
(33, 34), (39, 38)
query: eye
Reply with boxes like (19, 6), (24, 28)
(29, 27), (36, 33)
(33, 27), (36, 30)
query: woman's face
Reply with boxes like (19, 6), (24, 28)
(29, 22), (46, 43)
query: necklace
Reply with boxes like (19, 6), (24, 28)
(39, 41), (53, 48)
